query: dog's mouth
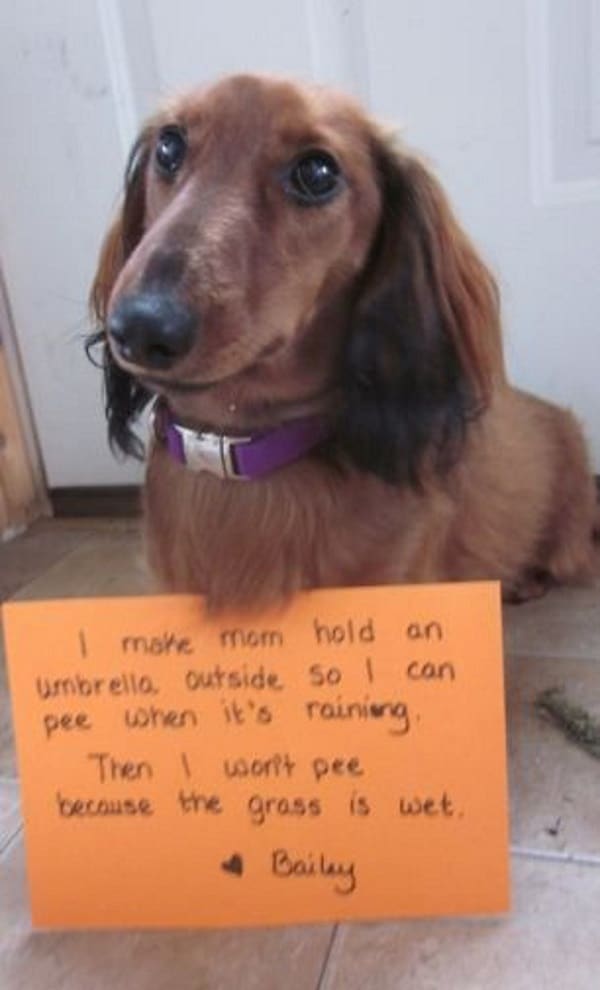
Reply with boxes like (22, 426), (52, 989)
(139, 374), (219, 394)
(137, 338), (288, 395)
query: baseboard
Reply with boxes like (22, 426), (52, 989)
(46, 475), (600, 520)
(50, 486), (142, 518)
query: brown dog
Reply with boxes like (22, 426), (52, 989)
(90, 73), (597, 611)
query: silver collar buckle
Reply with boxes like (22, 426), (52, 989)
(178, 424), (251, 480)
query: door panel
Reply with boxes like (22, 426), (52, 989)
(363, 0), (600, 463)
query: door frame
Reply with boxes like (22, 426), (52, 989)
(0, 267), (49, 537)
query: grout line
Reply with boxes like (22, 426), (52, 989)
(315, 924), (341, 990)
(511, 845), (600, 867)
(0, 823), (23, 859)
(507, 651), (600, 665)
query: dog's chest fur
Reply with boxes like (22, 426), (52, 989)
(142, 443), (438, 611)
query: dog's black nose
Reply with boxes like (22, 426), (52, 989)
(108, 293), (196, 370)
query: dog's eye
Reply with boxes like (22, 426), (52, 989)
(286, 151), (342, 204)
(155, 126), (187, 177)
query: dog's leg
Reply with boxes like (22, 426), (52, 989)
(529, 410), (597, 593)
(545, 450), (597, 586)
(502, 568), (556, 604)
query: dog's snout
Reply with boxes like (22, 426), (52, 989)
(108, 293), (196, 370)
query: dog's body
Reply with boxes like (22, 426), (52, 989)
(144, 387), (594, 610)
(90, 74), (597, 610)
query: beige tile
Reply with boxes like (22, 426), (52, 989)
(12, 531), (148, 601)
(0, 640), (16, 777)
(503, 579), (600, 661)
(322, 855), (600, 990)
(0, 835), (333, 990)
(0, 781), (21, 853)
(0, 522), (97, 602)
(506, 654), (600, 857)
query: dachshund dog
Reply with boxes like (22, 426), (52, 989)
(89, 74), (598, 611)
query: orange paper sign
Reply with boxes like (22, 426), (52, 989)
(2, 583), (509, 928)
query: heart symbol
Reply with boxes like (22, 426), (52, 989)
(221, 853), (244, 877)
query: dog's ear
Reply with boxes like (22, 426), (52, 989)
(338, 139), (504, 486)
(88, 127), (154, 458)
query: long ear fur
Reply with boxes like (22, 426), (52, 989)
(338, 139), (505, 486)
(87, 127), (154, 458)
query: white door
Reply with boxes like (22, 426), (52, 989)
(1, 0), (598, 487)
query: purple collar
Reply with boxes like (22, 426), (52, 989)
(152, 400), (331, 480)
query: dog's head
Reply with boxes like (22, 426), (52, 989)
(90, 73), (503, 483)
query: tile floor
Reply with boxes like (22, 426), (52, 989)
(0, 518), (599, 989)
